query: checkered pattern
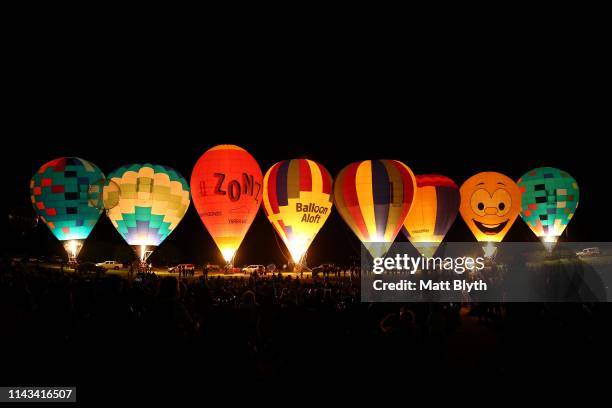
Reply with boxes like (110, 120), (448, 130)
(104, 164), (191, 247)
(518, 167), (579, 238)
(30, 157), (105, 241)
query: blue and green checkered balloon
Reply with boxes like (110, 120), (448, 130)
(518, 167), (579, 249)
(30, 157), (105, 242)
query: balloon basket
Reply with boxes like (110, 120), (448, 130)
(68, 258), (79, 270)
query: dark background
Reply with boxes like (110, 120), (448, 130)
(3, 115), (607, 266)
(1, 10), (612, 403)
(3, 19), (609, 264)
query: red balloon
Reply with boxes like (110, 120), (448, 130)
(190, 145), (263, 262)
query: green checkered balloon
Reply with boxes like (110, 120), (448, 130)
(30, 157), (105, 241)
(518, 167), (579, 247)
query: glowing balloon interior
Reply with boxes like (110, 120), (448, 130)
(402, 174), (460, 258)
(518, 167), (579, 251)
(30, 157), (105, 260)
(334, 160), (416, 259)
(263, 159), (333, 264)
(459, 171), (521, 245)
(191, 145), (263, 263)
(103, 164), (191, 260)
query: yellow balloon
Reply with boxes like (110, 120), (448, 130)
(103, 163), (191, 260)
(262, 159), (333, 264)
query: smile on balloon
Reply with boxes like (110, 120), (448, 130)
(473, 219), (508, 235)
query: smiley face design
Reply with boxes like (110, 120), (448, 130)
(459, 172), (521, 243)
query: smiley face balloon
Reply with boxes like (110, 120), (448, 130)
(459, 172), (521, 243)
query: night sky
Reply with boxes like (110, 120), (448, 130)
(4, 123), (606, 267)
(3, 45), (608, 266)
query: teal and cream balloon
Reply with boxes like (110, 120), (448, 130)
(518, 167), (579, 251)
(103, 164), (191, 261)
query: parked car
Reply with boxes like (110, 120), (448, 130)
(95, 260), (122, 270)
(205, 264), (221, 274)
(168, 264), (195, 274)
(241, 265), (265, 274)
(576, 247), (601, 257)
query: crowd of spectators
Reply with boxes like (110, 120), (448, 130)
(1, 256), (610, 391)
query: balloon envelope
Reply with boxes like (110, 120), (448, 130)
(191, 145), (263, 262)
(459, 171), (521, 243)
(30, 157), (105, 249)
(402, 174), (460, 258)
(518, 167), (579, 250)
(334, 160), (416, 258)
(103, 163), (190, 258)
(263, 159), (333, 264)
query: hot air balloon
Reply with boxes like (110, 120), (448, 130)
(402, 174), (460, 258)
(30, 157), (105, 261)
(459, 172), (521, 257)
(103, 164), (190, 263)
(262, 159), (333, 265)
(191, 145), (263, 264)
(518, 167), (579, 252)
(334, 160), (416, 259)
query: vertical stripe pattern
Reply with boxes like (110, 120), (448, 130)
(402, 174), (460, 255)
(333, 160), (417, 250)
(263, 159), (334, 263)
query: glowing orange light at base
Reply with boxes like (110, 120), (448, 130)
(63, 240), (83, 263)
(540, 236), (558, 253)
(130, 245), (154, 262)
(482, 242), (498, 259)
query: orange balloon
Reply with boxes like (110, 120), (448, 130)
(459, 171), (521, 243)
(191, 145), (263, 262)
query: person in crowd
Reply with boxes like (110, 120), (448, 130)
(2, 257), (604, 382)
(146, 276), (194, 345)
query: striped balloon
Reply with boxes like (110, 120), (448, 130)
(402, 174), (460, 257)
(334, 160), (416, 258)
(263, 159), (333, 264)
(103, 163), (191, 259)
